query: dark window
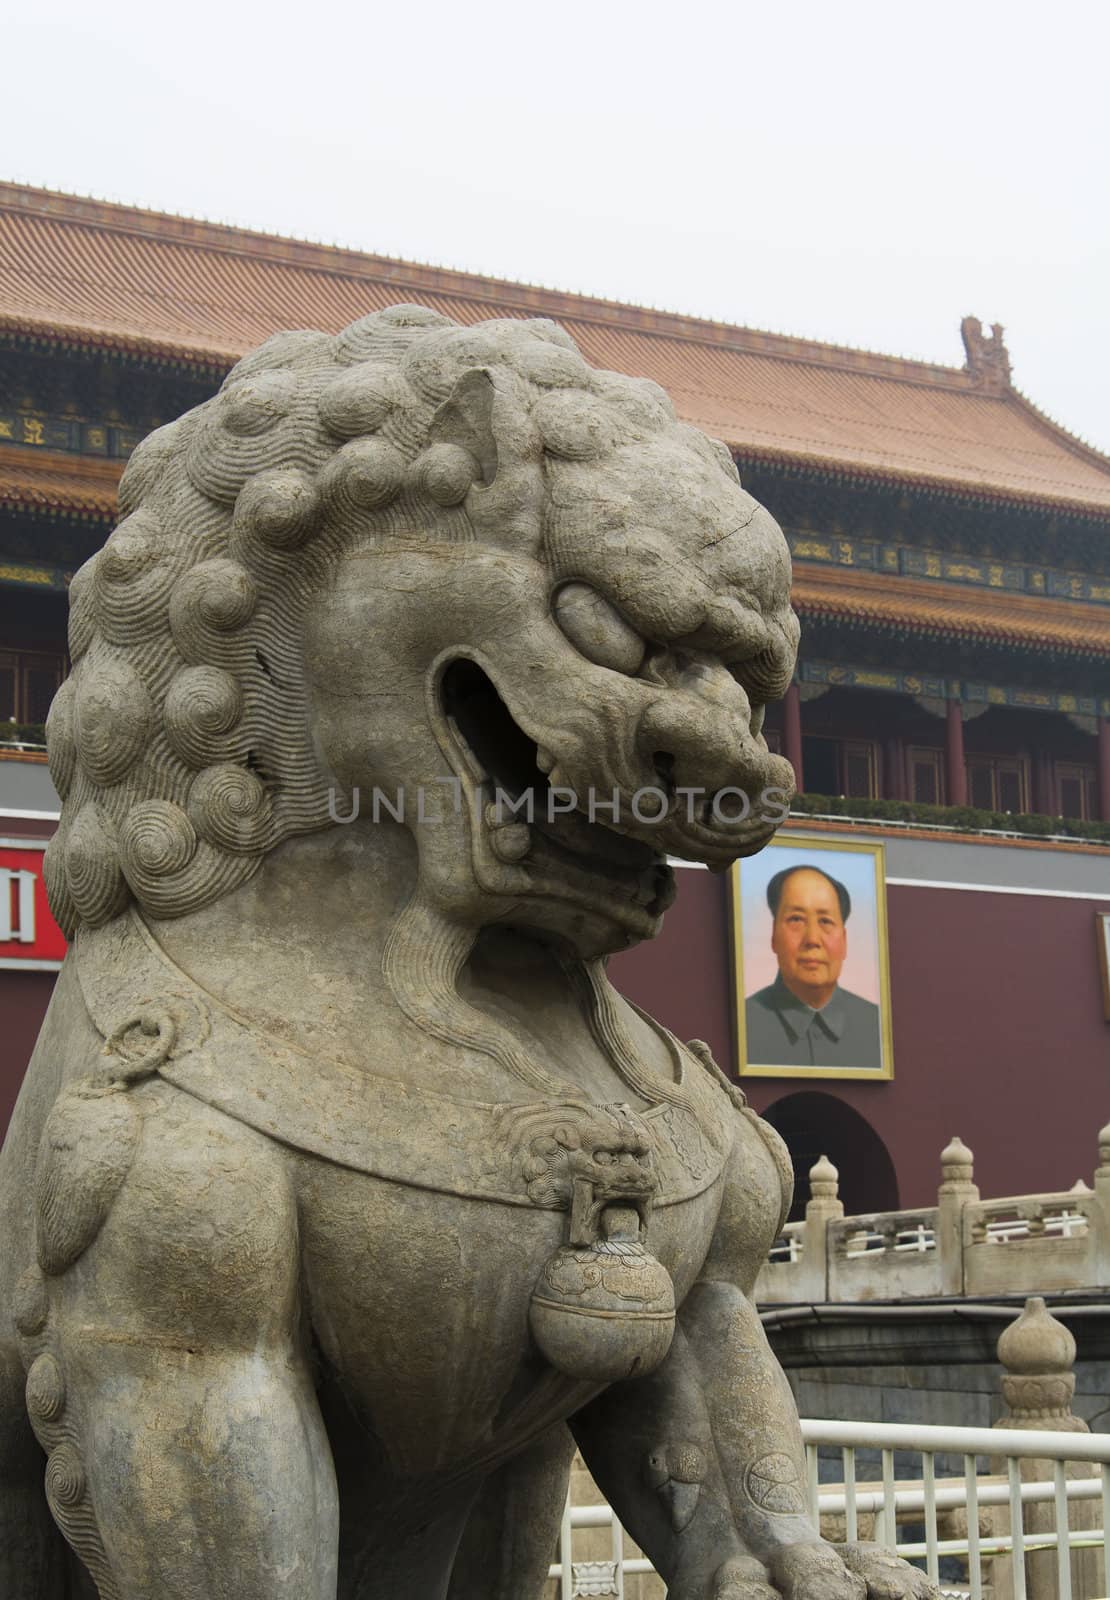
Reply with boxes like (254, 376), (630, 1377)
(908, 746), (943, 805)
(800, 736), (878, 798)
(968, 762), (994, 810)
(802, 736), (839, 795)
(0, 648), (64, 728)
(24, 665), (60, 725)
(0, 659), (15, 722)
(997, 763), (1024, 813)
(842, 741), (877, 799)
(1057, 762), (1097, 821)
(966, 755), (1029, 813)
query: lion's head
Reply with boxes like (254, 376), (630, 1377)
(45, 306), (797, 958)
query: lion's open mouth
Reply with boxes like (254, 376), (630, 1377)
(440, 659), (675, 920)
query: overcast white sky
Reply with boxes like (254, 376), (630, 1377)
(8, 0), (1109, 450)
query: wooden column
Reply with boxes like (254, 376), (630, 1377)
(1100, 718), (1110, 823)
(945, 698), (967, 806)
(883, 736), (904, 801)
(1033, 751), (1055, 816)
(784, 682), (803, 792)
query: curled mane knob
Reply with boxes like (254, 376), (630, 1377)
(45, 677), (77, 800)
(164, 667), (243, 769)
(95, 510), (176, 644)
(98, 509), (164, 584)
(516, 341), (591, 390)
(321, 437), (406, 515)
(318, 365), (397, 439)
(220, 370), (300, 438)
(26, 1354), (66, 1423)
(169, 559), (257, 661)
(415, 443), (478, 506)
(12, 1266), (48, 1337)
(66, 556), (98, 663)
(45, 1443), (86, 1509)
(188, 764), (272, 854)
(74, 656), (152, 786)
(120, 802), (198, 890)
(187, 369), (317, 506)
(222, 330), (334, 388)
(65, 804), (127, 927)
(534, 391), (616, 461)
(233, 468), (321, 552)
(43, 834), (76, 937)
(335, 305), (453, 365)
(117, 416), (187, 516)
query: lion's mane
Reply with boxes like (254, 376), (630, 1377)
(45, 305), (732, 935)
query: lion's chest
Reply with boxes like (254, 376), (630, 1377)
(294, 1158), (724, 1479)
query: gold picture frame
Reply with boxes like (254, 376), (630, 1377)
(729, 835), (894, 1080)
(1097, 913), (1110, 1022)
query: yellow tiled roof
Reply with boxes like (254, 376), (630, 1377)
(2, 182), (1109, 515)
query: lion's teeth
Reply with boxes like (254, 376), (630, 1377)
(536, 747), (555, 775)
(491, 824), (531, 862)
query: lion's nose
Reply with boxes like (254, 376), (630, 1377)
(637, 673), (754, 804)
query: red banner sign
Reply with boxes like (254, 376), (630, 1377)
(0, 838), (66, 970)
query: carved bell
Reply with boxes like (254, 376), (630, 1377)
(529, 1203), (676, 1383)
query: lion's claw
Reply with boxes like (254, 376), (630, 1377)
(835, 1543), (940, 1599)
(770, 1541), (868, 1599)
(764, 1539), (940, 1599)
(711, 1555), (780, 1599)
(673, 1540), (938, 1600)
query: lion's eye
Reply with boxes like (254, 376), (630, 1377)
(553, 583), (646, 676)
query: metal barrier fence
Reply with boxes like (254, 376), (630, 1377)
(550, 1418), (1110, 1600)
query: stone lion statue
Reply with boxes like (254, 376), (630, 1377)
(0, 308), (934, 1600)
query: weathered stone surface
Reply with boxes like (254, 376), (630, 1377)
(0, 310), (936, 1599)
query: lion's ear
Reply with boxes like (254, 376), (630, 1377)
(430, 369), (498, 487)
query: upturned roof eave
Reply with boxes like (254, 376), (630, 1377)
(796, 597), (1110, 661)
(0, 313), (236, 375)
(734, 441), (1110, 521)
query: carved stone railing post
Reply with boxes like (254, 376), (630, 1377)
(802, 1155), (843, 1302)
(989, 1298), (1100, 1600)
(1093, 1120), (1110, 1285)
(936, 1136), (977, 1296)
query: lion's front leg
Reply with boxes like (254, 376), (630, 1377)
(680, 1278), (937, 1600)
(571, 1324), (777, 1600)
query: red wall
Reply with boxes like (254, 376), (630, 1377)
(612, 870), (1110, 1209)
(0, 816), (60, 1135)
(0, 969), (57, 1133)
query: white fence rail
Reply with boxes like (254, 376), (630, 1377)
(754, 1128), (1110, 1304)
(550, 1418), (1110, 1600)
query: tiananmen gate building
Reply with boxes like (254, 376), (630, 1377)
(2, 180), (1109, 1217)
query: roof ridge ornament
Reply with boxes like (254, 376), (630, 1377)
(961, 315), (1012, 394)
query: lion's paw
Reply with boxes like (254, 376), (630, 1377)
(710, 1555), (780, 1599)
(834, 1543), (940, 1599)
(769, 1541), (867, 1600)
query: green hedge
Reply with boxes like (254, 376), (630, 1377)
(791, 791), (1110, 844)
(0, 723), (46, 747)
